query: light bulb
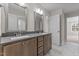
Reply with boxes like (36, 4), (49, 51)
(18, 3), (25, 6)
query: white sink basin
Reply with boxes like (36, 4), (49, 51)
(11, 35), (30, 40)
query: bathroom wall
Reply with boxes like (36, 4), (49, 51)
(0, 3), (8, 34)
(0, 7), (2, 36)
(0, 6), (6, 36)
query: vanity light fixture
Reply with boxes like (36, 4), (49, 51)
(34, 8), (43, 15)
(18, 3), (25, 7)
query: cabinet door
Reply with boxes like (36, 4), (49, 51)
(3, 42), (22, 56)
(44, 35), (48, 55)
(44, 34), (52, 55)
(48, 34), (52, 50)
(33, 38), (37, 56)
(0, 45), (3, 56)
(22, 38), (37, 56)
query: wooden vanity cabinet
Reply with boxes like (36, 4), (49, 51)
(0, 34), (52, 56)
(48, 34), (52, 50)
(3, 42), (22, 56)
(43, 35), (48, 55)
(22, 38), (37, 56)
(2, 37), (37, 56)
(0, 45), (3, 56)
(37, 36), (44, 56)
(43, 34), (52, 55)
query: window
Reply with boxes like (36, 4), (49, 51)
(72, 23), (79, 31)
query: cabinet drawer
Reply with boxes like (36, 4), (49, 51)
(38, 41), (43, 47)
(38, 46), (43, 54)
(38, 36), (43, 42)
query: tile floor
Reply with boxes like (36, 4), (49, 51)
(46, 42), (79, 56)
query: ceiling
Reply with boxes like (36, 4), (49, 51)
(40, 3), (79, 13)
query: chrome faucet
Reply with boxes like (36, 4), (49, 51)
(14, 32), (22, 37)
(14, 33), (18, 36)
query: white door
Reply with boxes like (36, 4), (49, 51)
(49, 14), (60, 46)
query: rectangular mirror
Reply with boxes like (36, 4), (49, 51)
(34, 12), (43, 32)
(7, 3), (26, 32)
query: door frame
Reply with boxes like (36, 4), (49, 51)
(49, 14), (62, 46)
(60, 15), (62, 46)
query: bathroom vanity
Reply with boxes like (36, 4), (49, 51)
(0, 33), (52, 56)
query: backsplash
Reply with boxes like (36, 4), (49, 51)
(1, 31), (43, 37)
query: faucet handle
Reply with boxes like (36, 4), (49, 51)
(14, 33), (17, 36)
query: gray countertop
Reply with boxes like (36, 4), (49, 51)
(0, 33), (50, 45)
